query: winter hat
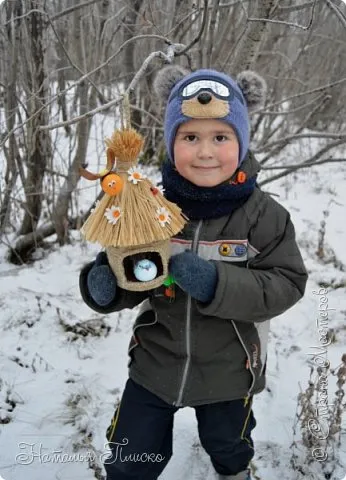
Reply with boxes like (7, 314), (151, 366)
(154, 66), (267, 165)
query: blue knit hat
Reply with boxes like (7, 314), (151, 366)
(154, 67), (267, 166)
(165, 69), (249, 164)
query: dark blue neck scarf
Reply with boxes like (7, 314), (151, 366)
(161, 160), (258, 220)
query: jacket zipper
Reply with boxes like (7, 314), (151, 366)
(231, 319), (255, 404)
(174, 220), (203, 407)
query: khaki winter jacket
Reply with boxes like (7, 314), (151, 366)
(80, 154), (308, 407)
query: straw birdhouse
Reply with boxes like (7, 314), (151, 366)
(80, 126), (187, 291)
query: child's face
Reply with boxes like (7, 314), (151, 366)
(173, 119), (239, 187)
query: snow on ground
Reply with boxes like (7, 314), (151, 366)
(0, 156), (345, 480)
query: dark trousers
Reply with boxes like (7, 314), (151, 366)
(104, 378), (256, 480)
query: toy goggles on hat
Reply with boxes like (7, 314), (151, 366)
(180, 79), (245, 104)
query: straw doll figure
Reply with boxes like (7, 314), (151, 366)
(80, 127), (187, 292)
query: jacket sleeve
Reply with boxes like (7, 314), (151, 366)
(197, 196), (308, 323)
(79, 261), (149, 314)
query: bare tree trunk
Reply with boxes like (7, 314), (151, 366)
(172, 0), (192, 39)
(205, 0), (220, 68)
(233, 0), (276, 72)
(52, 82), (96, 244)
(0, 0), (22, 234)
(56, 40), (72, 136)
(19, 0), (51, 235)
(122, 0), (144, 129)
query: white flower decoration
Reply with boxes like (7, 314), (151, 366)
(156, 207), (171, 227)
(128, 166), (146, 185)
(104, 206), (122, 225)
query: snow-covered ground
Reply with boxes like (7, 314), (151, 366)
(0, 141), (345, 480)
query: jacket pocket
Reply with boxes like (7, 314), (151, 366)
(127, 302), (157, 367)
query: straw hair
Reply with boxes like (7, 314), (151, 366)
(80, 127), (187, 247)
(81, 177), (187, 247)
(105, 128), (144, 167)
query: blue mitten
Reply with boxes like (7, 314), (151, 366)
(169, 251), (218, 303)
(87, 252), (117, 306)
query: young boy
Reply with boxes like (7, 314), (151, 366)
(79, 67), (308, 480)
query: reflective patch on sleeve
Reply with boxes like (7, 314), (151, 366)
(199, 240), (249, 262)
(170, 238), (260, 263)
(170, 239), (192, 256)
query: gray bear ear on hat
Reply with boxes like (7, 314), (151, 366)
(236, 70), (267, 112)
(153, 65), (191, 102)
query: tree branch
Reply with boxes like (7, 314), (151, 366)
(0, 34), (175, 143)
(277, 1), (316, 13)
(196, 0), (251, 8)
(11, 222), (56, 253)
(39, 41), (184, 131)
(259, 138), (346, 186)
(261, 158), (346, 170)
(312, 32), (346, 47)
(38, 96), (121, 131)
(248, 7), (316, 30)
(48, 15), (107, 103)
(257, 94), (332, 164)
(256, 93), (325, 116)
(51, 0), (104, 22)
(127, 44), (182, 93)
(243, 0), (317, 33)
(166, 7), (197, 37)
(174, 0), (209, 56)
(254, 76), (346, 114)
(2, 8), (45, 26)
(1, 0), (103, 27)
(324, 0), (346, 30)
(254, 133), (346, 154)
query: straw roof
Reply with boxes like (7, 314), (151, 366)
(80, 128), (187, 247)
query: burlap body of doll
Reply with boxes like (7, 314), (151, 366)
(106, 239), (170, 291)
